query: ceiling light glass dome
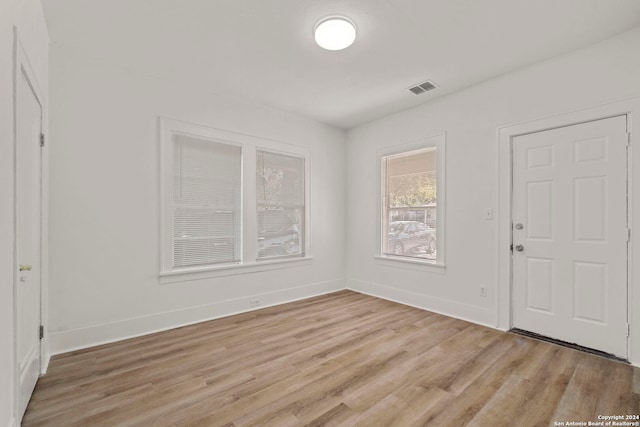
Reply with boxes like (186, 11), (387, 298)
(314, 16), (356, 51)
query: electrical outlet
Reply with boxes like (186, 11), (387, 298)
(249, 299), (260, 308)
(480, 286), (487, 297)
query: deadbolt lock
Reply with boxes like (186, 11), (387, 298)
(19, 265), (32, 271)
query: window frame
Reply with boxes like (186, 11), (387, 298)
(160, 118), (311, 284)
(376, 133), (446, 270)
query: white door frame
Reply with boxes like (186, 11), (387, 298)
(498, 97), (640, 366)
(13, 27), (48, 420)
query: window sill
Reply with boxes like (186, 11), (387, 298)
(374, 255), (445, 274)
(160, 256), (313, 284)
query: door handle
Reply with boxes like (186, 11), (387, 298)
(514, 245), (524, 252)
(19, 265), (32, 271)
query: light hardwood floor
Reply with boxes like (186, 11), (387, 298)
(23, 290), (639, 426)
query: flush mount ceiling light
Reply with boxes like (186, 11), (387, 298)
(314, 16), (356, 51)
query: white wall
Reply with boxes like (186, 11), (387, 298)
(47, 44), (347, 354)
(346, 27), (640, 358)
(0, 1), (48, 425)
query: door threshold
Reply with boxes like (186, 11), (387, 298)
(509, 328), (628, 364)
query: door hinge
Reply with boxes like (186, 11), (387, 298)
(628, 323), (631, 338)
(40, 133), (45, 148)
(628, 132), (632, 146)
(39, 325), (44, 340)
(628, 228), (631, 243)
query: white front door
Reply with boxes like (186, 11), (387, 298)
(16, 64), (43, 420)
(512, 115), (628, 358)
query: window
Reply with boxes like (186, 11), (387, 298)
(380, 135), (445, 265)
(160, 118), (309, 278)
(172, 134), (241, 267)
(256, 150), (305, 259)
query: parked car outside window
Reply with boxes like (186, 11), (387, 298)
(388, 221), (436, 259)
(258, 210), (301, 258)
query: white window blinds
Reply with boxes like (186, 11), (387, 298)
(172, 134), (241, 268)
(256, 150), (305, 259)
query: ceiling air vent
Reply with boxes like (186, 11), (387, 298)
(408, 80), (437, 95)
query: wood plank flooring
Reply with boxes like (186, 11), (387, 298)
(23, 290), (640, 426)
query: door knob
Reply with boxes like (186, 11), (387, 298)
(515, 223), (524, 230)
(19, 265), (32, 271)
(514, 245), (524, 252)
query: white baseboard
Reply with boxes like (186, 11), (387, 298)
(50, 279), (345, 355)
(347, 278), (496, 329)
(40, 347), (50, 376)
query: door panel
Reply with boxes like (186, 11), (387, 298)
(574, 176), (606, 241)
(526, 257), (553, 312)
(512, 115), (628, 358)
(527, 180), (553, 239)
(16, 65), (42, 420)
(573, 261), (606, 323)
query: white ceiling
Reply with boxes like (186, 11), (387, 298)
(41, 0), (640, 129)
